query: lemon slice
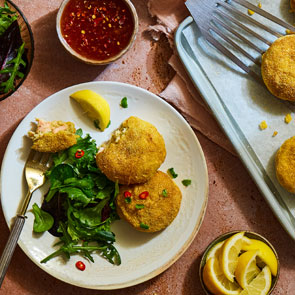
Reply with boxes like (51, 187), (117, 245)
(220, 231), (245, 282)
(206, 241), (225, 262)
(235, 249), (261, 288)
(203, 257), (241, 295)
(70, 89), (110, 131)
(242, 237), (278, 276)
(240, 266), (272, 295)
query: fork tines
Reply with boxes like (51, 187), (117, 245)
(185, 0), (295, 81)
(26, 150), (52, 170)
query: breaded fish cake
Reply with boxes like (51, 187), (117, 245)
(275, 136), (295, 193)
(96, 116), (166, 184)
(116, 171), (182, 232)
(28, 118), (78, 153)
(261, 35), (295, 101)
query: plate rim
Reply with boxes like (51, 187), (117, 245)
(0, 81), (209, 289)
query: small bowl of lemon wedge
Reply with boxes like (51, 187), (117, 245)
(200, 231), (279, 295)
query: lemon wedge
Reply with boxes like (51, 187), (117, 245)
(203, 257), (241, 295)
(206, 241), (225, 262)
(235, 249), (261, 288)
(242, 237), (278, 276)
(70, 89), (110, 131)
(239, 266), (272, 295)
(220, 232), (245, 282)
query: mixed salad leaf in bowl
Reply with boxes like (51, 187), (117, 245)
(0, 0), (34, 100)
(32, 129), (121, 265)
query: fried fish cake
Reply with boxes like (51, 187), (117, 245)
(116, 171), (182, 232)
(275, 136), (295, 193)
(28, 118), (78, 153)
(96, 116), (166, 184)
(261, 35), (295, 101)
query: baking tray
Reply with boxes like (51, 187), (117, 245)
(175, 15), (295, 239)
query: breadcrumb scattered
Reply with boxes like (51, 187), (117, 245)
(286, 29), (295, 35)
(248, 9), (255, 15)
(259, 120), (268, 130)
(285, 113), (292, 124)
(273, 131), (278, 137)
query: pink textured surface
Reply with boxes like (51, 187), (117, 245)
(1, 0), (295, 294)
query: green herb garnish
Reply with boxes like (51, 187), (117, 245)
(162, 189), (168, 197)
(125, 197), (131, 204)
(135, 204), (144, 210)
(94, 120), (111, 130)
(32, 203), (54, 233)
(167, 168), (178, 179)
(94, 119), (100, 129)
(120, 97), (128, 108)
(182, 179), (192, 186)
(140, 223), (149, 230)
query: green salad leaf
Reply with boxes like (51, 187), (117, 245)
(73, 197), (110, 227)
(32, 203), (54, 233)
(0, 42), (26, 93)
(0, 2), (17, 36)
(39, 129), (121, 265)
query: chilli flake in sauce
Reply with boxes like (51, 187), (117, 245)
(61, 0), (134, 60)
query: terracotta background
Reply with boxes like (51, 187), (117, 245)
(1, 0), (295, 294)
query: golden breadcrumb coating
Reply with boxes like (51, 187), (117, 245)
(276, 136), (295, 193)
(116, 171), (182, 233)
(28, 118), (78, 153)
(96, 116), (166, 185)
(261, 35), (295, 101)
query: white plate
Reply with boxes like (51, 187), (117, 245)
(0, 81), (208, 289)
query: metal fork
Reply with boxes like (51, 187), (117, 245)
(185, 0), (295, 81)
(0, 150), (51, 287)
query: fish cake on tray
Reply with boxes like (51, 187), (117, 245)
(96, 116), (166, 185)
(261, 35), (295, 101)
(116, 171), (182, 233)
(275, 136), (295, 193)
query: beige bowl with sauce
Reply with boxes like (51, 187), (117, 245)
(56, 0), (138, 65)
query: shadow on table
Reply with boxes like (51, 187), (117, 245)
(29, 10), (107, 95)
(182, 255), (203, 295)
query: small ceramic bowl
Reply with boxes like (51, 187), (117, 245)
(56, 0), (138, 65)
(199, 231), (280, 295)
(0, 0), (34, 101)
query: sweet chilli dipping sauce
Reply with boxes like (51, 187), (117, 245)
(61, 0), (135, 61)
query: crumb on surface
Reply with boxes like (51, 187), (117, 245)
(286, 29), (295, 35)
(248, 9), (254, 15)
(258, 2), (262, 8)
(273, 131), (278, 137)
(285, 113), (292, 124)
(259, 120), (268, 130)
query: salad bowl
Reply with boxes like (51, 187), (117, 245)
(0, 0), (34, 101)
